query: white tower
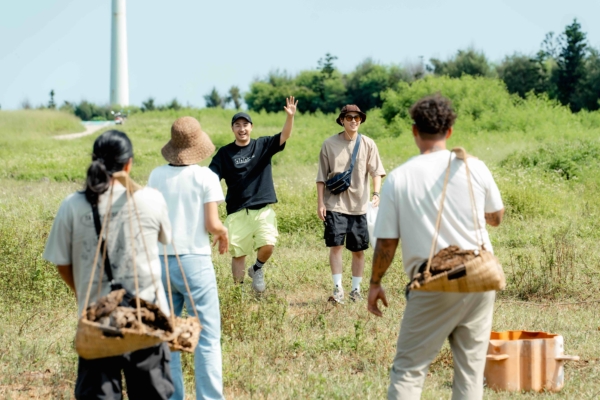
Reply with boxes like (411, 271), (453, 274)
(110, 0), (129, 106)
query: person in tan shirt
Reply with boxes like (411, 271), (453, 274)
(316, 105), (386, 303)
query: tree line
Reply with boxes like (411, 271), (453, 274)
(21, 19), (598, 118)
(236, 19), (600, 114)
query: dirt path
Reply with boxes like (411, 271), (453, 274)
(53, 122), (113, 140)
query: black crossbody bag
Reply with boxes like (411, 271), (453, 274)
(91, 203), (134, 304)
(325, 134), (361, 195)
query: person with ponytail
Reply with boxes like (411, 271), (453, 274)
(44, 130), (175, 400)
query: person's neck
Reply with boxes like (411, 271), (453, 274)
(235, 139), (250, 147)
(419, 141), (447, 155)
(342, 129), (358, 140)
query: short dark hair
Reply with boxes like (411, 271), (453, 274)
(409, 94), (457, 136)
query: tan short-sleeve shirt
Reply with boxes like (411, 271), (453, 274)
(316, 133), (386, 215)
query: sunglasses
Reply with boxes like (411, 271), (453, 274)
(344, 114), (362, 122)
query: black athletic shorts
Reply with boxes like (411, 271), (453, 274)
(323, 211), (369, 252)
(74, 343), (173, 400)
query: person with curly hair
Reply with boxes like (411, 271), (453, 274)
(367, 94), (505, 399)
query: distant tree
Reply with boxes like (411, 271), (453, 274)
(430, 48), (493, 78)
(204, 87), (225, 108)
(227, 86), (242, 109)
(48, 90), (56, 109)
(59, 101), (75, 114)
(538, 32), (559, 60)
(554, 19), (588, 111)
(497, 54), (550, 97)
(346, 59), (403, 110)
(75, 101), (94, 120)
(318, 53), (338, 78)
(141, 97), (156, 112)
(245, 71), (295, 112)
(574, 48), (600, 111)
(74, 100), (110, 121)
(21, 99), (32, 109)
(166, 98), (182, 110)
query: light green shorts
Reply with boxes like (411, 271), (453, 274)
(225, 205), (278, 257)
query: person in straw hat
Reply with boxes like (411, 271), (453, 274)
(316, 104), (386, 304)
(148, 116), (228, 400)
(367, 94), (505, 399)
(44, 130), (174, 399)
(208, 96), (298, 293)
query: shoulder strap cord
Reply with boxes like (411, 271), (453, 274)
(91, 202), (114, 283)
(423, 147), (484, 279)
(348, 133), (362, 173)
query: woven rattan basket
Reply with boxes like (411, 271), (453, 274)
(407, 148), (506, 293)
(75, 319), (165, 360)
(76, 172), (201, 359)
(169, 316), (202, 353)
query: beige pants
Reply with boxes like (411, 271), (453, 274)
(388, 290), (495, 400)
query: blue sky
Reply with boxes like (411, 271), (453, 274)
(2, 0), (599, 110)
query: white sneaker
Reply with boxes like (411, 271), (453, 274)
(349, 288), (363, 302)
(328, 286), (344, 304)
(247, 267), (266, 293)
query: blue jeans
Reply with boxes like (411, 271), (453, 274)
(161, 255), (224, 400)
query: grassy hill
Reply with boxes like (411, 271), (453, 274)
(1, 78), (599, 398)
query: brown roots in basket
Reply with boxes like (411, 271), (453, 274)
(86, 289), (173, 333)
(430, 246), (478, 274)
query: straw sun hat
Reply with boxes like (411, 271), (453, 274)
(161, 117), (215, 165)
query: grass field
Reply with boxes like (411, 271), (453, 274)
(1, 85), (600, 399)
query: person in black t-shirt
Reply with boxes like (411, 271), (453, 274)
(209, 96), (298, 292)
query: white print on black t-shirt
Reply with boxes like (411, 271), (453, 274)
(234, 155), (255, 165)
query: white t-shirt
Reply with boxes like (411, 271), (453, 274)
(148, 165), (224, 255)
(374, 150), (504, 278)
(43, 184), (172, 317)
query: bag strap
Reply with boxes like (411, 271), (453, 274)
(348, 133), (361, 172)
(91, 203), (114, 283)
(423, 147), (483, 278)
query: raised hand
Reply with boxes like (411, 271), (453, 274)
(284, 96), (298, 116)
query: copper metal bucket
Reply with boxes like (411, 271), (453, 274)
(484, 330), (579, 392)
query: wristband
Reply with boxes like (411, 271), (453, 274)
(373, 192), (380, 197)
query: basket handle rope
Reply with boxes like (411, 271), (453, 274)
(123, 175), (143, 325)
(122, 172), (166, 314)
(163, 249), (176, 328)
(161, 242), (201, 325)
(82, 184), (115, 318)
(423, 147), (484, 278)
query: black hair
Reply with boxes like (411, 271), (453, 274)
(409, 94), (457, 137)
(84, 130), (133, 204)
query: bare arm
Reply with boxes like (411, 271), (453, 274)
(485, 208), (505, 227)
(371, 175), (382, 207)
(316, 182), (326, 221)
(367, 238), (399, 317)
(57, 264), (76, 296)
(204, 202), (229, 254)
(280, 96), (298, 145)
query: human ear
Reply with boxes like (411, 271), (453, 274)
(412, 124), (419, 138)
(123, 158), (133, 173)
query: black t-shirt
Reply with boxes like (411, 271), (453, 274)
(208, 133), (286, 215)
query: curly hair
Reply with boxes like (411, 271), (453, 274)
(409, 94), (457, 135)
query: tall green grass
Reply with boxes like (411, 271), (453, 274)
(1, 77), (600, 398)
